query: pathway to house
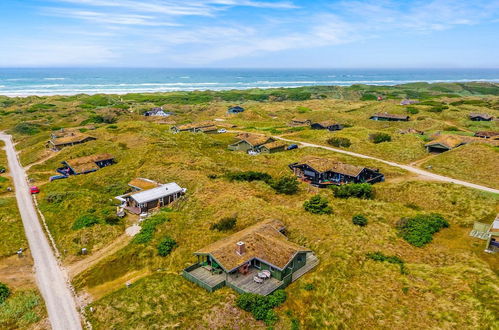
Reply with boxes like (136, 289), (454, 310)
(273, 135), (499, 194)
(0, 132), (82, 330)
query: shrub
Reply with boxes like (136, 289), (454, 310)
(236, 290), (287, 325)
(327, 137), (351, 148)
(366, 252), (407, 274)
(268, 176), (299, 195)
(45, 192), (70, 204)
(352, 214), (368, 226)
(133, 212), (169, 244)
(157, 236), (177, 256)
(303, 283), (315, 291)
(369, 132), (392, 144)
(443, 125), (460, 131)
(361, 93), (378, 101)
(303, 195), (332, 214)
(72, 214), (100, 230)
(406, 106), (419, 114)
(210, 216), (237, 231)
(333, 183), (374, 199)
(226, 171), (272, 183)
(104, 214), (121, 225)
(428, 105), (448, 112)
(13, 123), (41, 135)
(0, 282), (10, 304)
(396, 213), (449, 247)
(297, 106), (311, 113)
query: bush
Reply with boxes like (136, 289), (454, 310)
(369, 132), (392, 144)
(236, 290), (287, 325)
(210, 216), (237, 231)
(366, 252), (407, 274)
(104, 214), (121, 225)
(132, 212), (169, 244)
(333, 183), (374, 199)
(352, 214), (368, 226)
(406, 106), (419, 114)
(157, 236), (177, 256)
(428, 105), (448, 112)
(0, 282), (10, 304)
(13, 123), (41, 135)
(296, 106), (311, 113)
(443, 126), (460, 131)
(268, 176), (299, 195)
(361, 93), (378, 101)
(303, 283), (315, 291)
(72, 214), (100, 230)
(226, 171), (272, 183)
(303, 195), (332, 214)
(396, 213), (449, 247)
(327, 137), (351, 148)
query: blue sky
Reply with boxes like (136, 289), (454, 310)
(1, 0), (499, 68)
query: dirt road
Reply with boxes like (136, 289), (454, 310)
(274, 136), (499, 194)
(0, 133), (82, 330)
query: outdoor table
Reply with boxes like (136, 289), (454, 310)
(253, 276), (263, 283)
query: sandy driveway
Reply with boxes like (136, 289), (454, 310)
(0, 133), (82, 330)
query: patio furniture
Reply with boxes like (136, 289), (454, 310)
(253, 276), (264, 284)
(257, 272), (266, 279)
(261, 270), (271, 278)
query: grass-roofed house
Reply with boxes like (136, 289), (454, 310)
(258, 141), (287, 154)
(228, 133), (275, 153)
(58, 153), (114, 176)
(171, 121), (218, 134)
(310, 120), (343, 131)
(289, 156), (385, 188)
(183, 219), (318, 296)
(474, 131), (499, 139)
(116, 178), (186, 214)
(48, 133), (96, 151)
(370, 112), (410, 121)
(227, 106), (245, 114)
(469, 113), (494, 121)
(289, 118), (312, 127)
(425, 135), (466, 153)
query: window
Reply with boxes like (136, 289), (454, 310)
(253, 259), (261, 269)
(269, 266), (275, 272)
(297, 255), (303, 263)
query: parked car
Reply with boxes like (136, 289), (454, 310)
(217, 128), (227, 133)
(287, 144), (299, 150)
(30, 186), (40, 194)
(50, 175), (68, 182)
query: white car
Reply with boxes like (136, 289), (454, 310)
(217, 128), (227, 133)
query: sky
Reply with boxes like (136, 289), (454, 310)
(1, 0), (499, 68)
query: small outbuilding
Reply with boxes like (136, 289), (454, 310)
(310, 121), (343, 131)
(58, 154), (114, 175)
(425, 135), (465, 153)
(289, 118), (312, 127)
(259, 141), (287, 154)
(370, 113), (410, 121)
(474, 131), (499, 139)
(228, 133), (275, 152)
(48, 133), (96, 151)
(469, 113), (493, 121)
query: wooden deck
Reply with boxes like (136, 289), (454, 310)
(227, 268), (283, 296)
(187, 266), (226, 288)
(292, 253), (319, 282)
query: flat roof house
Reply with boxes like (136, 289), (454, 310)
(289, 156), (384, 188)
(228, 106), (245, 114)
(425, 136), (465, 153)
(474, 131), (499, 139)
(469, 113), (493, 121)
(370, 113), (410, 121)
(183, 219), (318, 296)
(310, 120), (343, 131)
(116, 180), (186, 214)
(228, 133), (275, 152)
(48, 133), (96, 151)
(58, 153), (114, 176)
(171, 122), (218, 134)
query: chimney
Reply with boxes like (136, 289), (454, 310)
(236, 241), (245, 255)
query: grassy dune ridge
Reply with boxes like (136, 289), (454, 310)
(0, 83), (498, 328)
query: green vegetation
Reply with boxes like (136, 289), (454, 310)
(0, 291), (44, 328)
(366, 252), (407, 274)
(12, 122), (41, 135)
(268, 176), (299, 195)
(406, 106), (419, 114)
(226, 171), (272, 183)
(133, 212), (170, 244)
(236, 290), (287, 325)
(327, 137), (351, 148)
(157, 237), (177, 257)
(352, 214), (368, 227)
(210, 216), (237, 231)
(303, 195), (332, 214)
(369, 132), (392, 144)
(0, 282), (10, 304)
(72, 214), (100, 230)
(332, 183), (374, 199)
(396, 213), (449, 247)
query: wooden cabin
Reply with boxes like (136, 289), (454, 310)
(116, 180), (186, 214)
(58, 154), (114, 175)
(228, 133), (275, 152)
(259, 141), (287, 154)
(485, 215), (499, 253)
(469, 113), (493, 121)
(171, 121), (218, 134)
(474, 131), (499, 139)
(370, 113), (410, 121)
(183, 219), (318, 296)
(425, 135), (465, 153)
(289, 118), (312, 127)
(48, 133), (96, 151)
(288, 156), (384, 188)
(310, 121), (343, 131)
(228, 106), (245, 114)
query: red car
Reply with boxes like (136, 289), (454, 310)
(30, 186), (40, 194)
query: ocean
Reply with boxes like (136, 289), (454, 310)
(1, 68), (499, 97)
